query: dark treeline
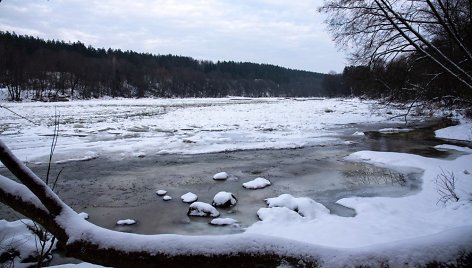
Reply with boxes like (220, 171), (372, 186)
(340, 53), (472, 107)
(320, 0), (472, 110)
(330, 30), (472, 106)
(0, 31), (336, 101)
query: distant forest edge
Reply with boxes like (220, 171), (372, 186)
(0, 31), (346, 100)
(1, 31), (470, 106)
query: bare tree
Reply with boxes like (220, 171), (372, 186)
(319, 0), (472, 91)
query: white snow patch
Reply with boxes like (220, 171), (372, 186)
(210, 218), (238, 226)
(155, 190), (167, 196)
(378, 127), (413, 133)
(163, 195), (172, 201)
(247, 148), (472, 249)
(0, 219), (56, 267)
(242, 177), (271, 189)
(78, 212), (89, 219)
(213, 172), (229, 180)
(352, 131), (365, 136)
(212, 191), (237, 207)
(50, 264), (105, 268)
(116, 219), (136, 225)
(55, 152), (98, 164)
(434, 144), (472, 153)
(181, 192), (198, 203)
(435, 122), (472, 142)
(187, 202), (220, 217)
(264, 194), (330, 218)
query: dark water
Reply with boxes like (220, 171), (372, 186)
(0, 117), (465, 238)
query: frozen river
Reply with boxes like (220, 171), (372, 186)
(0, 97), (455, 235)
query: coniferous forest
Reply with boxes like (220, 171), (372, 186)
(2, 30), (471, 109)
(0, 31), (339, 101)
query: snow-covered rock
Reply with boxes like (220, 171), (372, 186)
(187, 202), (220, 217)
(213, 172), (229, 180)
(212, 191), (237, 208)
(210, 218), (238, 226)
(242, 177), (271, 189)
(181, 192), (198, 203)
(265, 194), (330, 219)
(78, 212), (89, 219)
(163, 195), (172, 201)
(156, 190), (167, 196)
(116, 219), (136, 225)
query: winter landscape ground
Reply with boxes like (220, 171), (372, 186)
(1, 96), (472, 267)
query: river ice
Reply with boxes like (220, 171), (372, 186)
(0, 97), (421, 165)
(1, 97), (472, 267)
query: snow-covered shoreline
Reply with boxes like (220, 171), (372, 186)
(1, 97), (472, 267)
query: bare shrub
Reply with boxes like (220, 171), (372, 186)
(436, 168), (459, 205)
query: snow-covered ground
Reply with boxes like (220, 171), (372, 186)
(1, 97), (472, 267)
(1, 97), (418, 164)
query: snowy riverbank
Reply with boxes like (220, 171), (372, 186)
(1, 98), (471, 267)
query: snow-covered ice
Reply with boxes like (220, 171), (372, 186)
(210, 218), (239, 226)
(0, 97), (423, 164)
(181, 192), (198, 203)
(162, 195), (172, 201)
(187, 202), (220, 217)
(213, 172), (229, 180)
(242, 177), (271, 189)
(212, 191), (237, 208)
(378, 127), (413, 133)
(435, 122), (472, 142)
(155, 190), (167, 196)
(116, 219), (137, 225)
(2, 96), (472, 266)
(246, 144), (472, 249)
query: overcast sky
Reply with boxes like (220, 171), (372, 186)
(0, 0), (346, 73)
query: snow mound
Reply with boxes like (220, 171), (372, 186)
(212, 191), (237, 208)
(257, 206), (303, 222)
(163, 195), (172, 201)
(352, 131), (365, 136)
(181, 192), (198, 203)
(242, 177), (271, 189)
(187, 202), (220, 217)
(264, 194), (330, 219)
(116, 219), (136, 225)
(155, 190), (167, 196)
(213, 172), (229, 180)
(78, 212), (89, 219)
(210, 218), (238, 226)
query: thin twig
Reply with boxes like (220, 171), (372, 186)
(0, 105), (39, 126)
